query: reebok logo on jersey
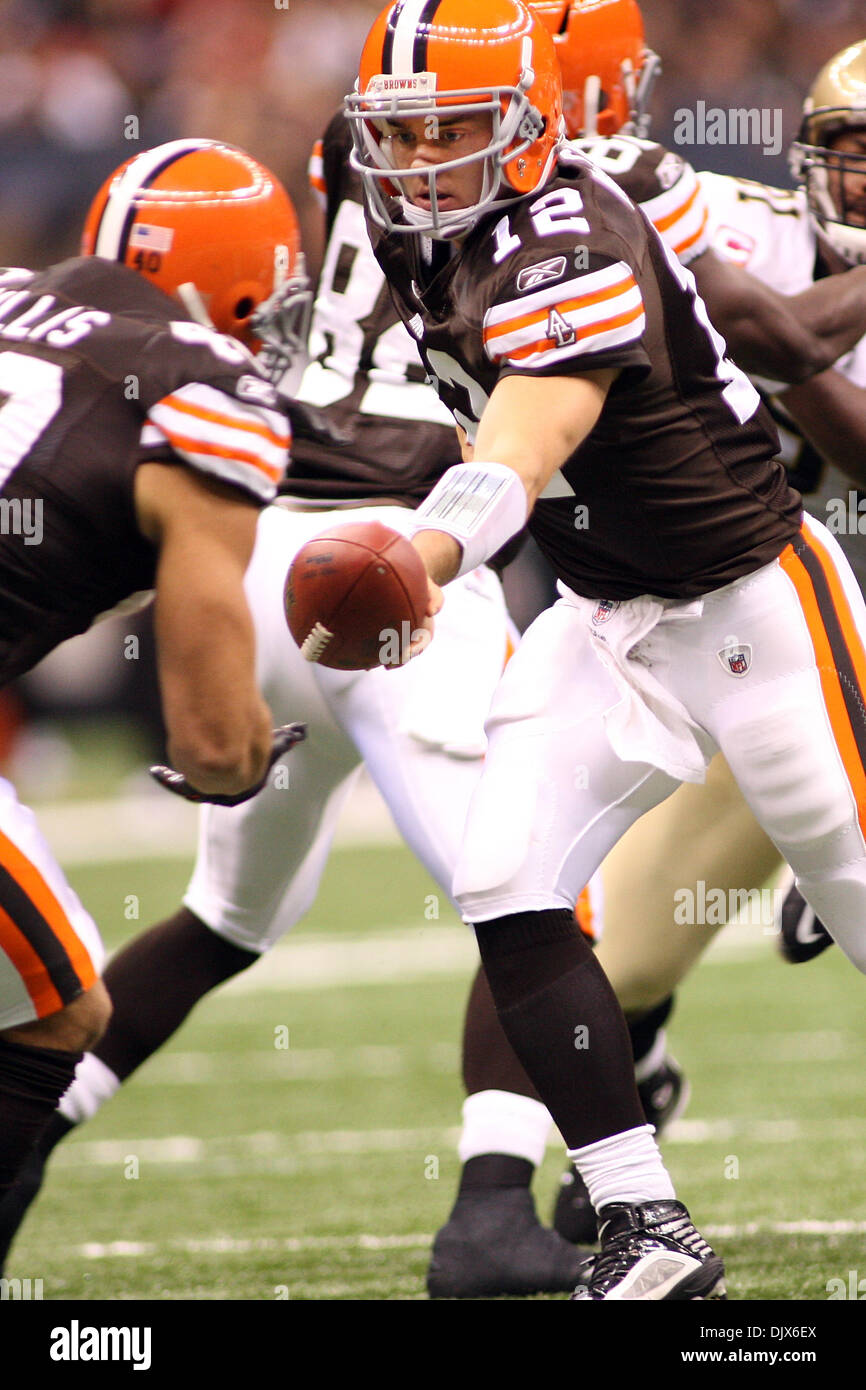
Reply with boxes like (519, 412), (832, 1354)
(717, 643), (752, 676)
(516, 257), (567, 293)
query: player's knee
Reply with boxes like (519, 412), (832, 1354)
(611, 966), (677, 1016)
(179, 907), (261, 981)
(1, 979), (112, 1053)
(723, 721), (855, 850)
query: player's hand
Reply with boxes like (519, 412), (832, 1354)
(406, 575), (443, 660)
(149, 723), (307, 806)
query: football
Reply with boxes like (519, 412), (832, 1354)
(284, 521), (430, 670)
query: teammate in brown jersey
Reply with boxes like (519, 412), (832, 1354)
(0, 139), (305, 1234)
(345, 0), (866, 1300)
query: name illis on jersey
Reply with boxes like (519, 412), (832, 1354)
(0, 258), (286, 686)
(371, 148), (799, 602)
(699, 170), (866, 590)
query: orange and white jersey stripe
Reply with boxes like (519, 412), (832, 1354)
(143, 382), (289, 502)
(308, 139), (327, 212)
(0, 779), (103, 1027)
(482, 261), (645, 370)
(641, 161), (710, 265)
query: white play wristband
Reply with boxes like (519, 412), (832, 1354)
(413, 461), (528, 577)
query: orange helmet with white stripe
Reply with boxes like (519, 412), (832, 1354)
(345, 0), (563, 239)
(81, 139), (311, 361)
(531, 0), (659, 139)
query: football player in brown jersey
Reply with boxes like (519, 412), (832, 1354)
(0, 139), (307, 1248)
(346, 0), (866, 1300)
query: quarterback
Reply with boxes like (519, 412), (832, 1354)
(348, 0), (866, 1299)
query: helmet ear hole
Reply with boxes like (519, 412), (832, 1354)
(234, 296), (256, 321)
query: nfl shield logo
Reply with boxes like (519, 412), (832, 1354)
(592, 599), (618, 626)
(717, 644), (752, 676)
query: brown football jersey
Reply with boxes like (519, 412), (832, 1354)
(372, 153), (803, 600)
(0, 257), (288, 685)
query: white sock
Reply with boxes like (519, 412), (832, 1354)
(458, 1089), (553, 1168)
(634, 1028), (668, 1084)
(58, 1053), (120, 1125)
(567, 1124), (676, 1211)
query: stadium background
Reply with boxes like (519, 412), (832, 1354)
(0, 0), (864, 1302)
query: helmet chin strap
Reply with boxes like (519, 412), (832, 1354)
(176, 282), (215, 329)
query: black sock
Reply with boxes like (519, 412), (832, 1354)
(0, 1038), (81, 1194)
(627, 995), (675, 1067)
(457, 1154), (534, 1195)
(475, 909), (645, 1150)
(95, 907), (257, 1082)
(462, 964), (542, 1100)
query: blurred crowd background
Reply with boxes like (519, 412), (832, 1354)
(0, 0), (864, 278)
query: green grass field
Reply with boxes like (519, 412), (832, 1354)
(5, 840), (866, 1303)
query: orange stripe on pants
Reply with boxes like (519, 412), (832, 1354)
(779, 540), (866, 839)
(0, 826), (97, 1017)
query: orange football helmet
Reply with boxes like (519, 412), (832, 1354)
(82, 139), (311, 358)
(531, 0), (659, 139)
(345, 0), (563, 239)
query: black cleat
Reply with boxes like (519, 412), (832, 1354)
(427, 1187), (594, 1298)
(571, 1200), (726, 1301)
(777, 882), (834, 963)
(551, 1165), (598, 1246)
(636, 1053), (691, 1133)
(553, 1054), (690, 1246)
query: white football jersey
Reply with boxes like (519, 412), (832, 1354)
(699, 170), (866, 589)
(573, 134), (711, 265)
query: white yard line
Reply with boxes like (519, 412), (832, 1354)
(216, 916), (773, 996)
(49, 1113), (866, 1172)
(128, 1030), (851, 1085)
(71, 1222), (866, 1260)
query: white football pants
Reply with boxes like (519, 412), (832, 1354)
(456, 515), (866, 976)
